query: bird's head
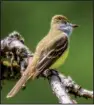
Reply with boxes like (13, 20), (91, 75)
(51, 15), (79, 36)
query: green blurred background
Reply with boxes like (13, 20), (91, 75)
(1, 1), (93, 104)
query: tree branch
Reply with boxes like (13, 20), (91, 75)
(47, 70), (76, 104)
(59, 74), (93, 99)
(1, 31), (93, 103)
(41, 70), (93, 104)
(1, 31), (33, 80)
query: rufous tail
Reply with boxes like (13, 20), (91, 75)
(6, 71), (35, 99)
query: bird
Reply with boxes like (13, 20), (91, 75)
(6, 15), (78, 98)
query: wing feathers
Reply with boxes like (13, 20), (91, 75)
(36, 35), (68, 72)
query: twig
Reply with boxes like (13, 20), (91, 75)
(59, 73), (93, 99)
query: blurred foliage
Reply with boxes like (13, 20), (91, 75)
(1, 1), (93, 104)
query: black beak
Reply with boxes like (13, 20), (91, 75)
(72, 24), (79, 28)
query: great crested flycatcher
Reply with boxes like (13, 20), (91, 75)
(7, 15), (78, 98)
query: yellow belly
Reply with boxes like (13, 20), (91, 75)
(50, 48), (69, 69)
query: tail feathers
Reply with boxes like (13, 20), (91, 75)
(6, 72), (35, 98)
(32, 70), (40, 79)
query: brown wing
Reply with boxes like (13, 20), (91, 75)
(36, 35), (68, 73)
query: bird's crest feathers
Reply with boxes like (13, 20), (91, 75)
(51, 15), (69, 25)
